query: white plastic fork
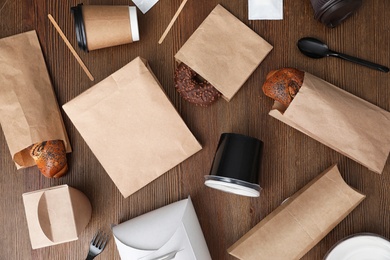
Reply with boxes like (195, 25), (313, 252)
(85, 230), (109, 260)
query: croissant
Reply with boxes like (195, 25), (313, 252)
(262, 68), (304, 109)
(30, 140), (68, 178)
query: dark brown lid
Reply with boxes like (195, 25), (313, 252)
(312, 0), (362, 28)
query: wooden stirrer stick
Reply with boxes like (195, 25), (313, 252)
(158, 0), (188, 44)
(48, 14), (94, 81)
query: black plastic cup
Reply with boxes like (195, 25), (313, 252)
(204, 133), (263, 197)
(310, 0), (362, 28)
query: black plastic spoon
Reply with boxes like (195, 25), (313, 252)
(297, 37), (389, 73)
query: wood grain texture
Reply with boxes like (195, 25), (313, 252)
(0, 1), (389, 259)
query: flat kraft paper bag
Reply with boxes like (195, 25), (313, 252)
(63, 57), (202, 198)
(175, 4), (273, 101)
(228, 164), (365, 260)
(0, 30), (71, 169)
(269, 72), (390, 174)
(22, 185), (92, 249)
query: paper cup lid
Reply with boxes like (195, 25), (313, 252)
(204, 175), (261, 197)
(324, 233), (390, 260)
(129, 6), (140, 42)
(312, 0), (362, 28)
(71, 4), (88, 51)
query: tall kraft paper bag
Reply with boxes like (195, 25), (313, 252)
(175, 4), (273, 101)
(63, 57), (202, 198)
(269, 72), (390, 174)
(228, 164), (365, 260)
(0, 31), (71, 169)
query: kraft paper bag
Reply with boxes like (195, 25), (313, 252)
(175, 4), (273, 101)
(0, 30), (71, 169)
(269, 72), (390, 174)
(63, 57), (202, 198)
(22, 185), (92, 249)
(228, 164), (365, 260)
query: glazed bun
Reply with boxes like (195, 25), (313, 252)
(262, 68), (304, 109)
(30, 140), (68, 178)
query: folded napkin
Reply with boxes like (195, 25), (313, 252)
(132, 0), (159, 14)
(248, 0), (283, 20)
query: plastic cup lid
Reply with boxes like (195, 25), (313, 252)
(204, 175), (261, 197)
(315, 0), (362, 28)
(70, 4), (88, 51)
(129, 6), (140, 42)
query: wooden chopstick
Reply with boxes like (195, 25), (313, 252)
(158, 0), (188, 44)
(48, 14), (94, 81)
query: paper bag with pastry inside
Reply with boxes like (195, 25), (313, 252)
(262, 68), (390, 174)
(0, 31), (71, 177)
(228, 164), (365, 260)
(174, 4), (273, 106)
(63, 57), (202, 198)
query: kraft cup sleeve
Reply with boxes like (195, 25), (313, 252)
(268, 72), (390, 174)
(228, 164), (365, 260)
(0, 30), (71, 169)
(175, 4), (273, 101)
(81, 5), (137, 51)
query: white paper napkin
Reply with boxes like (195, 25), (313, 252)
(248, 0), (283, 20)
(132, 0), (159, 14)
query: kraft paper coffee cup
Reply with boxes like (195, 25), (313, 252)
(71, 4), (140, 51)
(204, 133), (263, 197)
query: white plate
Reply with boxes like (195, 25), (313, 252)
(325, 234), (390, 260)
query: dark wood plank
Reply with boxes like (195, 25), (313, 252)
(1, 1), (389, 259)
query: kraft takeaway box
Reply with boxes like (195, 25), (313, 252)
(112, 197), (211, 260)
(228, 165), (365, 260)
(22, 185), (92, 249)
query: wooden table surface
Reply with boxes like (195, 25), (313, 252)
(1, 0), (389, 259)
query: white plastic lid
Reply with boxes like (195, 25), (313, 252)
(129, 6), (140, 42)
(324, 233), (390, 260)
(204, 176), (261, 197)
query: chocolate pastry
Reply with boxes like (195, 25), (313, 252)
(262, 68), (305, 109)
(174, 62), (221, 107)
